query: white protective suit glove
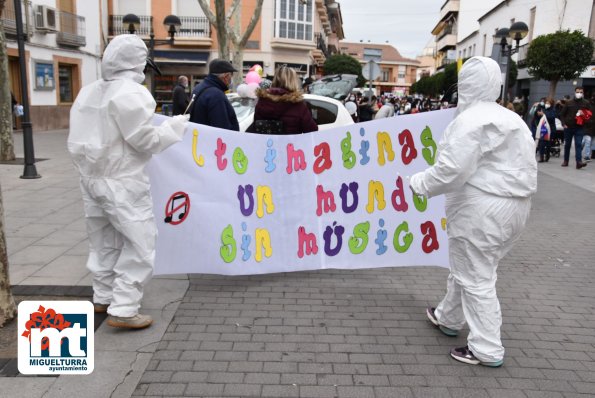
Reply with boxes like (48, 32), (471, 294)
(165, 114), (190, 138)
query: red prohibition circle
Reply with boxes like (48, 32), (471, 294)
(164, 191), (190, 226)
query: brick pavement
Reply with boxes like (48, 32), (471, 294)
(132, 171), (595, 398)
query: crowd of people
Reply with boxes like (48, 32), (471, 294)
(342, 93), (450, 123)
(501, 87), (594, 169)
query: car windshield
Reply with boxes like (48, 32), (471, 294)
(309, 74), (358, 100)
(229, 96), (256, 123)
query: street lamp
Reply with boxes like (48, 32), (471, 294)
(13, 0), (40, 179)
(122, 14), (181, 97)
(495, 21), (529, 106)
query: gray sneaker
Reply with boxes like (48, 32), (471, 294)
(107, 314), (153, 329)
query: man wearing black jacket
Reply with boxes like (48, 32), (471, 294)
(560, 86), (589, 169)
(189, 59), (239, 131)
(172, 75), (189, 115)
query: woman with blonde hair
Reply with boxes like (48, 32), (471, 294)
(247, 66), (318, 134)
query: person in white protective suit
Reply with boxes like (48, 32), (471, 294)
(409, 56), (537, 367)
(68, 34), (189, 329)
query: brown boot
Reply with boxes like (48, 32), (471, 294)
(538, 156), (544, 163)
(576, 162), (587, 169)
(561, 161), (568, 167)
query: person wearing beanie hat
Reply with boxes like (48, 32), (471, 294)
(189, 58), (240, 131)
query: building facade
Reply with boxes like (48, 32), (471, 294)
(453, 0), (595, 106)
(3, 0), (344, 128)
(3, 0), (102, 130)
(107, 0), (345, 111)
(339, 42), (419, 96)
(431, 0), (459, 72)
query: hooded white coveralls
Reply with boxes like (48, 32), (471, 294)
(68, 35), (187, 317)
(410, 57), (537, 362)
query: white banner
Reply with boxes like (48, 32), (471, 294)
(147, 109), (456, 275)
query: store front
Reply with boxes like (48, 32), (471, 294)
(152, 50), (210, 113)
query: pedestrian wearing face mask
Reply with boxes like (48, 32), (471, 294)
(172, 75), (190, 116)
(560, 87), (589, 169)
(529, 97), (546, 140)
(537, 98), (557, 162)
(189, 59), (240, 131)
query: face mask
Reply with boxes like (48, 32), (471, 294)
(545, 104), (551, 109)
(576, 93), (584, 99)
(540, 102), (545, 106)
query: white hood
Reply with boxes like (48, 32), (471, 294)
(101, 34), (147, 84)
(457, 56), (502, 114)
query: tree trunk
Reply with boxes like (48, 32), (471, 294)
(0, 180), (16, 327)
(549, 79), (559, 100)
(214, 0), (230, 60)
(0, 16), (16, 161)
(0, 0), (17, 329)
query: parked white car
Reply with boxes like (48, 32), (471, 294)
(228, 93), (355, 132)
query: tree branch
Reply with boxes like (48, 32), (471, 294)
(238, 0), (265, 48)
(226, 0), (241, 25)
(196, 0), (217, 25)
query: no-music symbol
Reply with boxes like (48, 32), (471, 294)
(164, 191), (190, 225)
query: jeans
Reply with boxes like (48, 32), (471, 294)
(563, 127), (584, 163)
(582, 135), (592, 160)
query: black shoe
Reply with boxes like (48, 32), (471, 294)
(576, 162), (587, 169)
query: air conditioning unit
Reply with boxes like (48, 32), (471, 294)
(35, 5), (58, 32)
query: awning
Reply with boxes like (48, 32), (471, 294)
(153, 50), (209, 65)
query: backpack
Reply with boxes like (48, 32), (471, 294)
(253, 119), (284, 134)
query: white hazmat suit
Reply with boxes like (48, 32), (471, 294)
(410, 56), (537, 363)
(68, 35), (188, 318)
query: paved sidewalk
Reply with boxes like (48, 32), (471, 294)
(1, 130), (594, 397)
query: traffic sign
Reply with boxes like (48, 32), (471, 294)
(362, 60), (381, 81)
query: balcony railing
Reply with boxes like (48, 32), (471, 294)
(1, 0), (34, 37)
(437, 24), (457, 41)
(315, 32), (329, 58)
(56, 11), (85, 47)
(109, 14), (152, 36)
(176, 16), (210, 38)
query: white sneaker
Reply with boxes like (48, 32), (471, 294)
(107, 314), (153, 329)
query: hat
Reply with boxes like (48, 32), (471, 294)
(209, 59), (238, 74)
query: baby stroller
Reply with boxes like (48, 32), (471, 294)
(549, 118), (563, 158)
(549, 134), (562, 158)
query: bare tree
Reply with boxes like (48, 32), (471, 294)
(197, 0), (265, 86)
(0, 0), (16, 328)
(0, 0), (16, 161)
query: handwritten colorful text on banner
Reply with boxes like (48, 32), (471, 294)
(148, 109), (456, 275)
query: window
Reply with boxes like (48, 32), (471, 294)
(58, 64), (73, 103)
(398, 65), (406, 80)
(472, 44), (476, 56)
(275, 0), (313, 41)
(177, 0), (205, 17)
(381, 69), (390, 82)
(363, 48), (382, 62)
(482, 34), (487, 56)
(306, 98), (338, 125)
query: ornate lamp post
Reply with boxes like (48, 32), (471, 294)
(494, 21), (529, 106)
(14, 0), (40, 178)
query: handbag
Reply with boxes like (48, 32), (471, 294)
(253, 119), (284, 134)
(538, 115), (550, 141)
(14, 104), (24, 117)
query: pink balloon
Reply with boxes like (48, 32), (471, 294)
(245, 71), (261, 85)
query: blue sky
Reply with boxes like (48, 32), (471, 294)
(339, 0), (443, 59)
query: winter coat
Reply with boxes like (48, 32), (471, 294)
(172, 83), (189, 115)
(247, 87), (318, 134)
(189, 74), (239, 131)
(358, 103), (374, 121)
(560, 97), (591, 129)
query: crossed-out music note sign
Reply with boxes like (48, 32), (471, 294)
(164, 191), (190, 225)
